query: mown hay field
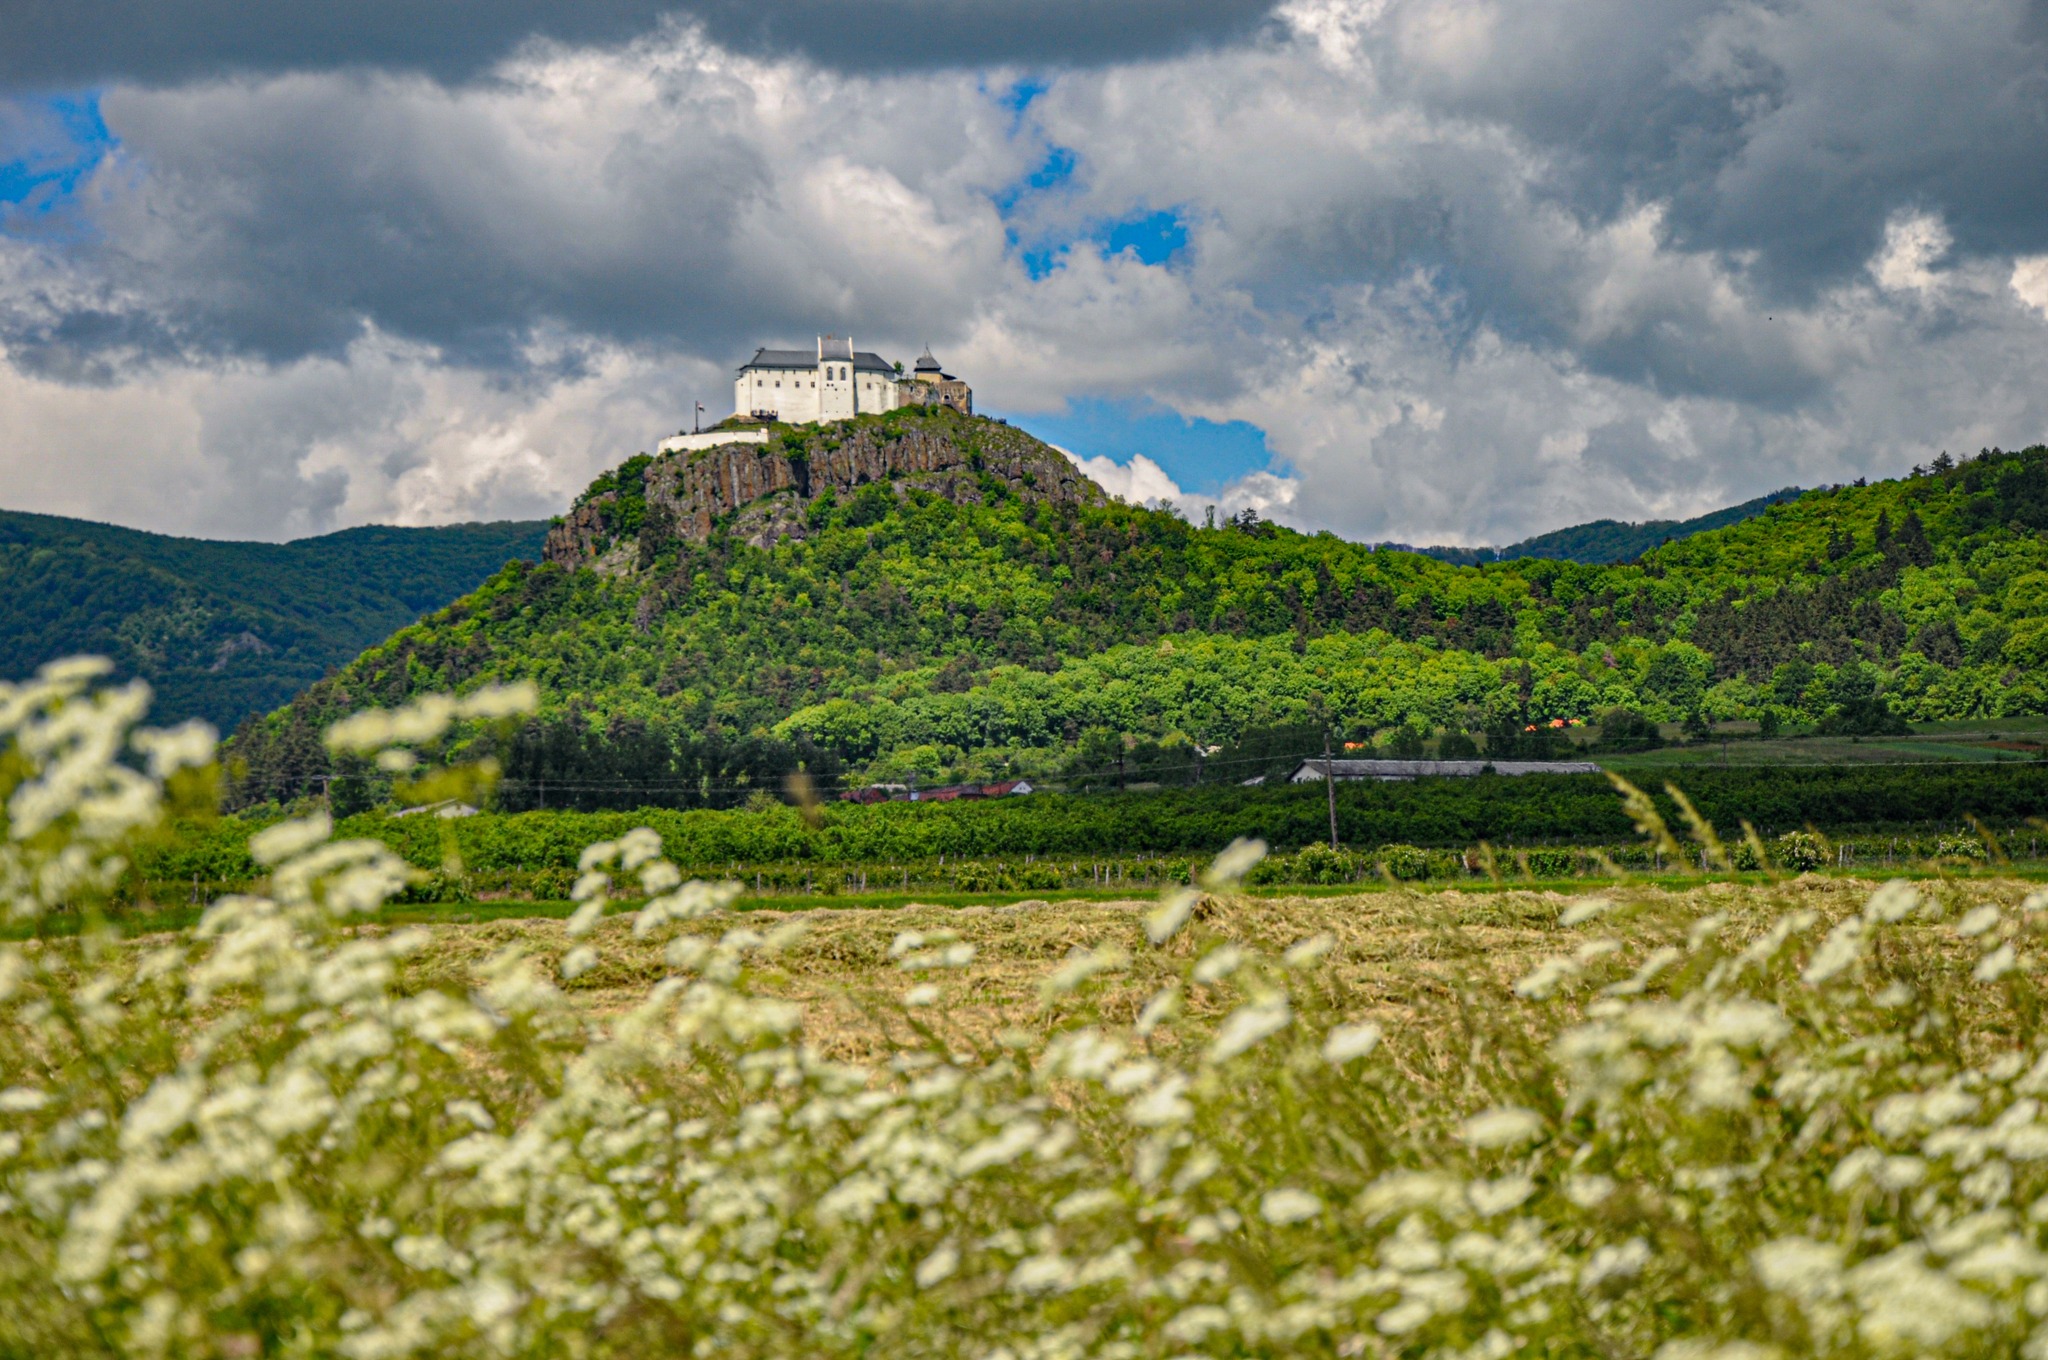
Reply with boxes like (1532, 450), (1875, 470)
(389, 874), (2029, 1063)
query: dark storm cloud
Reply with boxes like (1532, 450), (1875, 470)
(0, 0), (1278, 89)
(1363, 0), (2048, 295)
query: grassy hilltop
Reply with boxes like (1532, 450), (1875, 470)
(225, 415), (2048, 803)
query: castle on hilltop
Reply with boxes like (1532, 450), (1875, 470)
(735, 336), (971, 425)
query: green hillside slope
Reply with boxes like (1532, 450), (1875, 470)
(226, 416), (2048, 807)
(1410, 487), (1804, 565)
(0, 510), (550, 730)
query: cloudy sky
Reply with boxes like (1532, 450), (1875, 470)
(3, 0), (2047, 545)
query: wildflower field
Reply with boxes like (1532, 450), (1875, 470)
(8, 661), (2048, 1357)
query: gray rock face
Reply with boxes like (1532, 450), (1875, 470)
(544, 415), (1104, 575)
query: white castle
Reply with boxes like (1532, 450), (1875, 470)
(740, 336), (972, 422)
(659, 336), (973, 455)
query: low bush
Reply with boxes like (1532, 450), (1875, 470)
(1775, 829), (1830, 871)
(1936, 830), (1990, 862)
(1291, 841), (1357, 884)
(1376, 842), (1431, 881)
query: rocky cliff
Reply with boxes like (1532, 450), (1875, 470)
(545, 411), (1105, 574)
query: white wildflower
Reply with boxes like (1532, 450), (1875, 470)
(1460, 1107), (1545, 1149)
(665, 936), (710, 971)
(639, 860), (682, 895)
(457, 680), (539, 720)
(1284, 932), (1335, 967)
(1699, 999), (1790, 1050)
(1803, 919), (1867, 985)
(1865, 879), (1922, 923)
(1040, 944), (1127, 1000)
(1164, 1305), (1232, 1344)
(1559, 897), (1612, 927)
(1949, 1234), (2048, 1285)
(248, 813), (332, 866)
(915, 1243), (960, 1288)
(1846, 1245), (1995, 1350)
(1958, 905), (2004, 938)
(1978, 944), (2019, 983)
(1191, 943), (1245, 984)
(1105, 1061), (1159, 1094)
(1009, 1255), (1075, 1295)
(1829, 1148), (1882, 1193)
(1051, 1189), (1121, 1221)
(1515, 956), (1579, 999)
(1145, 890), (1200, 945)
(1653, 1343), (1781, 1360)
(1260, 1188), (1323, 1224)
(1208, 1001), (1290, 1063)
(903, 984), (940, 1007)
(1575, 937), (1624, 963)
(1468, 1174), (1536, 1216)
(130, 720), (216, 779)
(1875, 1156), (1927, 1191)
(1753, 1237), (1844, 1303)
(0, 1087), (49, 1113)
(1581, 1238), (1651, 1290)
(1565, 1174), (1616, 1208)
(1201, 837), (1267, 890)
(617, 827), (663, 871)
(1688, 910), (1731, 950)
(560, 946), (598, 980)
(1134, 985), (1181, 1037)
(1042, 1029), (1125, 1081)
(444, 1100), (494, 1131)
(1357, 1171), (1466, 1222)
(958, 1121), (1044, 1175)
(118, 1081), (200, 1155)
(1606, 946), (1682, 996)
(1323, 1021), (1383, 1065)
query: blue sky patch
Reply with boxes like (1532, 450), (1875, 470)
(0, 92), (115, 230)
(1099, 209), (1188, 266)
(994, 397), (1277, 497)
(999, 77), (1048, 123)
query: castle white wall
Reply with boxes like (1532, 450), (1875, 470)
(736, 368), (823, 424)
(657, 429), (770, 454)
(735, 360), (905, 425)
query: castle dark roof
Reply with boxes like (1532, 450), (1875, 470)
(740, 344), (896, 374)
(913, 346), (943, 374)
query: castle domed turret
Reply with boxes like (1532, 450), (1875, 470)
(913, 346), (945, 379)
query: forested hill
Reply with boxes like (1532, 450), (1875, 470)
(226, 414), (2048, 807)
(1407, 487), (1804, 566)
(0, 510), (549, 730)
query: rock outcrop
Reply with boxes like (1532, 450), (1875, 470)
(544, 413), (1104, 574)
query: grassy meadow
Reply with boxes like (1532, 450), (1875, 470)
(13, 671), (2048, 1357)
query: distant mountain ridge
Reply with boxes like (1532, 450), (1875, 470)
(0, 509), (550, 731)
(1399, 488), (1804, 565)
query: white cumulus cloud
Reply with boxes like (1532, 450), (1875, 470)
(1058, 448), (1188, 510)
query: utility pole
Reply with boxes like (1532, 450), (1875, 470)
(1323, 725), (1339, 851)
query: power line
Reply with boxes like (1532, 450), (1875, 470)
(236, 749), (2041, 805)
